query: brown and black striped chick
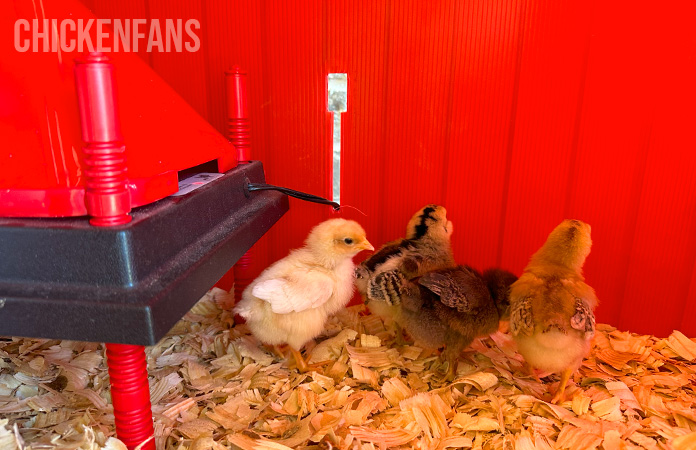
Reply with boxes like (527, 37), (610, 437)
(393, 265), (517, 381)
(355, 205), (456, 340)
(509, 219), (597, 403)
(355, 204), (455, 305)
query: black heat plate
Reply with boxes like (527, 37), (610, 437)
(0, 161), (288, 346)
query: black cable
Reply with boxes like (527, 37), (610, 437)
(247, 183), (340, 211)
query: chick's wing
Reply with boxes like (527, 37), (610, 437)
(361, 239), (406, 272)
(252, 269), (334, 314)
(562, 279), (597, 337)
(508, 273), (542, 337)
(418, 267), (489, 313)
(509, 294), (535, 337)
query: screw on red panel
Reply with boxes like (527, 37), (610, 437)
(225, 66), (251, 163)
(226, 66), (254, 301)
(105, 344), (155, 450)
(75, 52), (132, 226)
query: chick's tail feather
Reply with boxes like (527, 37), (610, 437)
(232, 301), (252, 319)
(541, 315), (569, 334)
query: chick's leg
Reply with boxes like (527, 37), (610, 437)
(551, 368), (573, 404)
(393, 322), (408, 346)
(289, 347), (311, 373)
(288, 347), (328, 374)
(262, 344), (286, 359)
(523, 361), (542, 384)
(272, 345), (286, 359)
(442, 335), (468, 382)
(444, 354), (458, 382)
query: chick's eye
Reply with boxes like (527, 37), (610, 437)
(343, 238), (354, 245)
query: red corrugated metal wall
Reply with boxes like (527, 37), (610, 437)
(81, 0), (696, 337)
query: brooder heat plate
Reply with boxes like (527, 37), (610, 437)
(0, 161), (288, 346)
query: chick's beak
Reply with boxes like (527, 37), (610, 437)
(359, 240), (375, 251)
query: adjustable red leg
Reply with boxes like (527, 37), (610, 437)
(74, 52), (131, 227)
(226, 66), (251, 164)
(226, 67), (255, 301)
(75, 53), (153, 449)
(106, 344), (155, 450)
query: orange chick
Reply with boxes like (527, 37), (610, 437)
(509, 219), (598, 403)
(233, 219), (373, 372)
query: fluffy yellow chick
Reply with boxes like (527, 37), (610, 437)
(233, 219), (373, 372)
(509, 219), (598, 403)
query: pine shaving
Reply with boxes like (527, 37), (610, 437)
(671, 431), (696, 450)
(666, 331), (696, 361)
(0, 292), (693, 449)
(307, 329), (357, 364)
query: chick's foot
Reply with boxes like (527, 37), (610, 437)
(550, 368), (573, 404)
(443, 357), (458, 382)
(262, 344), (286, 359)
(289, 347), (327, 374)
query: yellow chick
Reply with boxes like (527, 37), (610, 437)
(233, 218), (373, 372)
(509, 219), (598, 403)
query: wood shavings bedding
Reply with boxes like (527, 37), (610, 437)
(0, 288), (695, 450)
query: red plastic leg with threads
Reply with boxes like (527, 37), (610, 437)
(226, 66), (251, 164)
(226, 67), (255, 300)
(74, 52), (131, 226)
(106, 344), (155, 450)
(233, 250), (253, 301)
(75, 53), (153, 449)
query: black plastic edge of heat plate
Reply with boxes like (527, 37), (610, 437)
(0, 161), (288, 346)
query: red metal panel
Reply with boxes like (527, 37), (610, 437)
(376, 1), (456, 243)
(683, 265), (696, 337)
(444, 0), (524, 271)
(325, 0), (390, 248)
(621, 146), (696, 336)
(327, 0), (462, 251)
(500, 0), (591, 274)
(260, 0), (333, 264)
(619, 2), (696, 335)
(564, 3), (654, 327)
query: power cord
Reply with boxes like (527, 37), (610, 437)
(247, 182), (340, 211)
